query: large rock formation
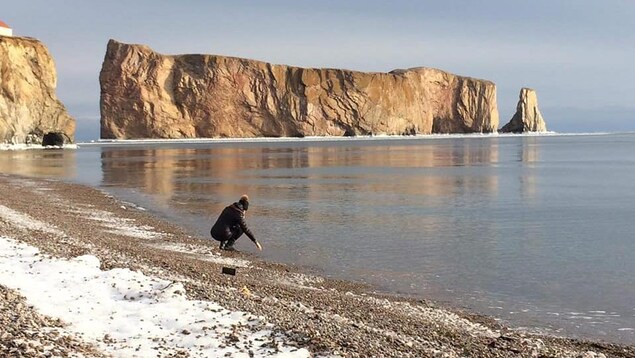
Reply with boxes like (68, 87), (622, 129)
(500, 88), (547, 133)
(0, 36), (75, 144)
(100, 40), (499, 139)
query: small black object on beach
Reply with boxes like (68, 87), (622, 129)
(221, 267), (236, 276)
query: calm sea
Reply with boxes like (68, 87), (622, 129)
(2, 133), (634, 344)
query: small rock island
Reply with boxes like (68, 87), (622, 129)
(499, 88), (547, 133)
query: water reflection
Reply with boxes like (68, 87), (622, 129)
(98, 140), (502, 210)
(96, 141), (503, 291)
(0, 149), (77, 178)
(519, 137), (541, 201)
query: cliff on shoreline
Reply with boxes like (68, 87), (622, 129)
(0, 36), (75, 145)
(100, 39), (499, 139)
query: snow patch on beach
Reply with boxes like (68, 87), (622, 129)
(66, 207), (165, 240)
(150, 242), (252, 268)
(0, 204), (65, 236)
(273, 272), (325, 290)
(0, 236), (309, 357)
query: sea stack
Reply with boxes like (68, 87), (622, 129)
(99, 39), (500, 139)
(0, 36), (75, 145)
(500, 88), (547, 133)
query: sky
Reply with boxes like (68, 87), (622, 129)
(3, 1), (635, 140)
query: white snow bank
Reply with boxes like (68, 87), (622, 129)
(0, 236), (310, 357)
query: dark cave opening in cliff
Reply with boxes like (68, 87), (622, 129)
(41, 132), (65, 146)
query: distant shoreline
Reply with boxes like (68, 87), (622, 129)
(2, 131), (630, 150)
(74, 130), (632, 147)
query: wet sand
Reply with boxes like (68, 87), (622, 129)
(0, 173), (633, 357)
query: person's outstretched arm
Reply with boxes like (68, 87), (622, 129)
(239, 216), (262, 250)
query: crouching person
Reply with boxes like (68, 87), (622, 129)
(211, 195), (263, 251)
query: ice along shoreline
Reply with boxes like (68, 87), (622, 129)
(76, 131), (626, 147)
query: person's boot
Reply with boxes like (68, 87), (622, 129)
(223, 238), (237, 251)
(219, 240), (227, 250)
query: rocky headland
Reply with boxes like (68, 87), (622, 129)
(100, 39), (500, 139)
(500, 88), (547, 133)
(0, 36), (75, 145)
(0, 35), (548, 145)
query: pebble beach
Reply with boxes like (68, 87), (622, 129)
(0, 173), (633, 357)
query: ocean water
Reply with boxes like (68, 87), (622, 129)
(1, 133), (634, 344)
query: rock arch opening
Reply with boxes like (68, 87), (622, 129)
(41, 132), (65, 146)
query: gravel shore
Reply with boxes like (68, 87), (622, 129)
(0, 173), (633, 357)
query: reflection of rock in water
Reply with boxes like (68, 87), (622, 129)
(100, 147), (301, 210)
(522, 142), (539, 163)
(0, 149), (76, 178)
(519, 138), (540, 200)
(98, 141), (501, 228)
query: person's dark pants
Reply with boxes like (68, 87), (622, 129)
(220, 225), (243, 250)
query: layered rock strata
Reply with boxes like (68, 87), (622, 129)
(0, 36), (75, 144)
(100, 40), (499, 139)
(500, 88), (547, 133)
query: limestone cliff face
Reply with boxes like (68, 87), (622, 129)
(0, 36), (75, 144)
(100, 40), (499, 139)
(500, 88), (547, 133)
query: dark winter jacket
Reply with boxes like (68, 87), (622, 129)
(210, 202), (256, 242)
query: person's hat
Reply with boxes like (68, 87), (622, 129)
(239, 194), (250, 210)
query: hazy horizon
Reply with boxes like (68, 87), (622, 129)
(4, 1), (634, 140)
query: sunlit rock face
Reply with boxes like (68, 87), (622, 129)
(0, 36), (75, 144)
(100, 40), (500, 139)
(500, 88), (547, 133)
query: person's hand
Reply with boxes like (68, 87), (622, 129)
(255, 241), (263, 251)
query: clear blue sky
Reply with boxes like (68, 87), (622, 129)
(4, 1), (635, 140)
